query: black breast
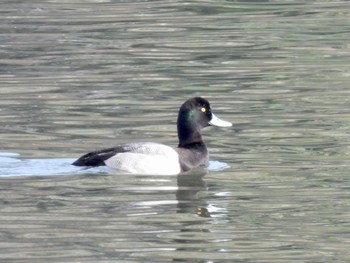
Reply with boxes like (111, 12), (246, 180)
(176, 142), (208, 172)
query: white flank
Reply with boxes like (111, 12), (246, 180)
(104, 143), (181, 175)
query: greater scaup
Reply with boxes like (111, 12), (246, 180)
(72, 97), (232, 175)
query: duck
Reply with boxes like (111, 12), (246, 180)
(72, 97), (232, 175)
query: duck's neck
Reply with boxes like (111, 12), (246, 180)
(177, 121), (203, 147)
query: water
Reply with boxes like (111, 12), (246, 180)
(1, 0), (350, 262)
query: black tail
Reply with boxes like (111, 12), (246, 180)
(72, 147), (120, 167)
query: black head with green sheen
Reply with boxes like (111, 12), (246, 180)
(177, 97), (231, 147)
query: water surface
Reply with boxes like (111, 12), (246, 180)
(0, 0), (350, 262)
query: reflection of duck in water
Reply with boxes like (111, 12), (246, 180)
(176, 169), (209, 216)
(73, 97), (232, 175)
(176, 164), (231, 218)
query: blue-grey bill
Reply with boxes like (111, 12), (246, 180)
(209, 113), (232, 127)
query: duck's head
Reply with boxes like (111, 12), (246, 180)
(177, 97), (232, 146)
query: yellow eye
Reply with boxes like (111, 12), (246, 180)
(201, 107), (206, 113)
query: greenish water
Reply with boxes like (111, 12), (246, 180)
(1, 0), (350, 262)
